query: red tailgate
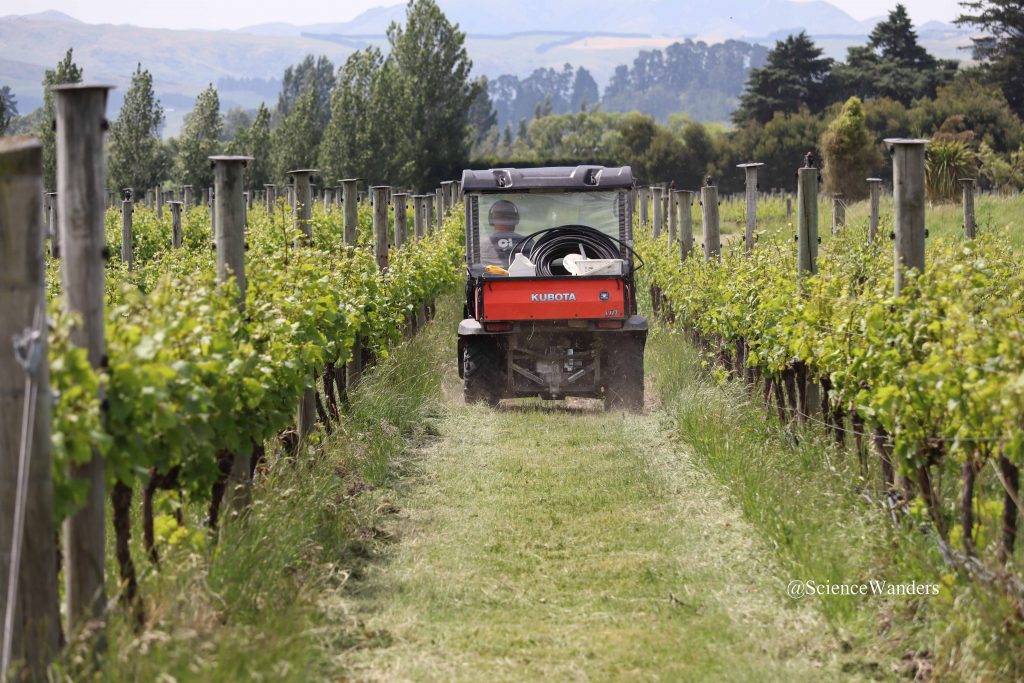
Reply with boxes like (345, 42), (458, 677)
(481, 277), (626, 321)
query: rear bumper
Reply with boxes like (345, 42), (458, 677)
(458, 315), (648, 336)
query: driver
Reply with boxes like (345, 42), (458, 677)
(480, 199), (527, 266)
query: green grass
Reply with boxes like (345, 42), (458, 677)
(58, 297), (452, 681)
(646, 325), (1024, 681)
(339, 301), (865, 681)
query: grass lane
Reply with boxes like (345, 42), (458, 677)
(343, 308), (850, 681)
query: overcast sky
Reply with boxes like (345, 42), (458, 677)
(8, 0), (966, 31)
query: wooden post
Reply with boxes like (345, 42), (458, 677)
(738, 162), (764, 254)
(831, 193), (845, 235)
(288, 169), (317, 246)
(210, 156), (253, 503)
(169, 201), (183, 248)
(0, 136), (62, 678)
(183, 184), (193, 212)
(392, 192), (409, 248)
(961, 178), (976, 239)
(121, 198), (133, 270)
(700, 182), (720, 261)
(886, 138), (929, 295)
(371, 186), (390, 270)
(53, 83), (112, 637)
(667, 188), (678, 249)
(264, 184), (276, 212)
(340, 179), (359, 246)
(639, 187), (649, 227)
(867, 178), (882, 243)
(439, 181), (450, 214)
(287, 169), (318, 444)
(413, 194), (426, 239)
(47, 192), (59, 258)
(797, 167), (819, 275)
(651, 186), (663, 238)
(677, 190), (694, 262)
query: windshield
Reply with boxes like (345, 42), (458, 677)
(477, 190), (621, 266)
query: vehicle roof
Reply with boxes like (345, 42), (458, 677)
(461, 165), (633, 192)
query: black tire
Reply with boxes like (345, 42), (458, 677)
(603, 333), (645, 412)
(463, 336), (503, 406)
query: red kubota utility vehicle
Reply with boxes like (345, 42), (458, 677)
(457, 166), (647, 410)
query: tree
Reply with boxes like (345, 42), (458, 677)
(820, 97), (882, 200)
(957, 0), (1024, 116)
(108, 64), (165, 193)
(385, 0), (476, 188)
(733, 32), (833, 124)
(227, 102), (271, 190)
(174, 85), (221, 190)
(0, 85), (17, 134)
(221, 107), (253, 142)
(277, 55), (335, 128)
(570, 67), (599, 111)
(40, 49), (83, 190)
(319, 47), (391, 185)
(271, 87), (322, 181)
(834, 4), (957, 105)
(467, 76), (498, 150)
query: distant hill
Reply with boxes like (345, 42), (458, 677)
(241, 0), (867, 38)
(0, 4), (972, 136)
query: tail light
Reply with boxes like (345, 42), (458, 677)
(484, 322), (513, 332)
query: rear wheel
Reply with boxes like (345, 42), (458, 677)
(463, 336), (503, 406)
(603, 333), (645, 412)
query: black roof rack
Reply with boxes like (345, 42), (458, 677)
(461, 165), (633, 191)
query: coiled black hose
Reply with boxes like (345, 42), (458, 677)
(509, 224), (642, 276)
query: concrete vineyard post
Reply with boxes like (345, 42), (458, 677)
(831, 193), (845, 235)
(651, 187), (663, 238)
(639, 188), (649, 227)
(886, 138), (928, 296)
(156, 185), (163, 218)
(435, 187), (443, 227)
(121, 198), (133, 270)
(371, 186), (390, 271)
(183, 184), (193, 212)
(0, 137), (62, 679)
(54, 83), (112, 637)
(336, 183), (343, 208)
(700, 182), (720, 262)
(867, 178), (882, 242)
(961, 178), (976, 239)
(169, 201), (183, 248)
(211, 156), (253, 505)
(738, 162), (764, 255)
(242, 192), (249, 226)
(393, 192), (409, 248)
(797, 167), (819, 275)
(678, 190), (694, 262)
(426, 194), (435, 234)
(208, 187), (215, 232)
(786, 194), (792, 222)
